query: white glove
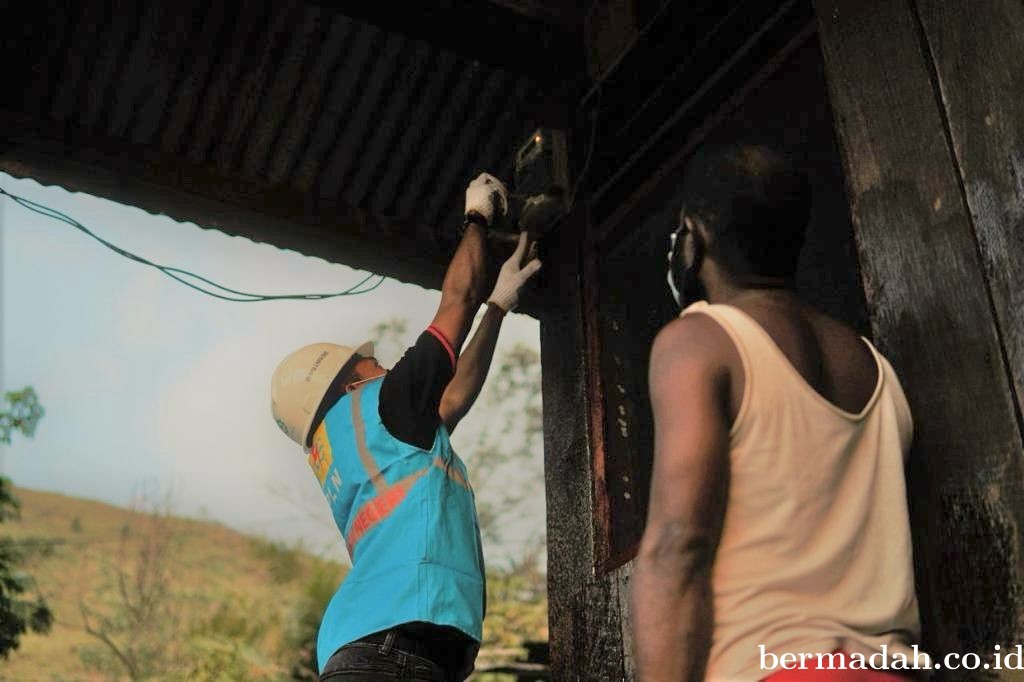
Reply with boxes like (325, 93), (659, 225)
(488, 232), (542, 312)
(464, 172), (509, 227)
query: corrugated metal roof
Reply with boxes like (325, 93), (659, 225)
(1, 0), (552, 277)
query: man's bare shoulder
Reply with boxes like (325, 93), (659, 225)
(650, 311), (734, 371)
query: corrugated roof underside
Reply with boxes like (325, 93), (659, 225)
(4, 0), (541, 242)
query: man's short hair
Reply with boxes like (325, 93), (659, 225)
(679, 143), (811, 279)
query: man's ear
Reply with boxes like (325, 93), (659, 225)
(340, 368), (359, 393)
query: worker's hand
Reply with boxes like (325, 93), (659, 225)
(464, 172), (509, 227)
(487, 232), (542, 312)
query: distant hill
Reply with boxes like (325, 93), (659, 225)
(2, 487), (346, 681)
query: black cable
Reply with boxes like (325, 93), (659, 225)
(0, 186), (386, 302)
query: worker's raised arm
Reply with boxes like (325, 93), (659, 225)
(441, 232), (541, 433)
(428, 173), (507, 355)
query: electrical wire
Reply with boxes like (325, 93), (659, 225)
(0, 186), (386, 302)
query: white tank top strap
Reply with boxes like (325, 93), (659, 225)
(683, 300), (888, 423)
(678, 301), (757, 437)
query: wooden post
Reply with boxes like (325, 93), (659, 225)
(814, 0), (1024, 663)
(539, 207), (631, 680)
(913, 0), (1024, 434)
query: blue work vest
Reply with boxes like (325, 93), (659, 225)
(307, 377), (485, 672)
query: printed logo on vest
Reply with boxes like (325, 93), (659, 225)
(308, 423), (334, 487)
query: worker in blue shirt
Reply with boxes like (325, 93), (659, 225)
(270, 173), (541, 681)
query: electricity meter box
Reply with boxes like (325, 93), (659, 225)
(509, 128), (570, 236)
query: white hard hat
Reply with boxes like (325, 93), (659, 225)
(270, 341), (374, 447)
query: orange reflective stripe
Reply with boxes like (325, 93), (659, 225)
(344, 384), (471, 555)
(433, 456), (470, 490)
(346, 468), (428, 553)
(350, 384), (387, 495)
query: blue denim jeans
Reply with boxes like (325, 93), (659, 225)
(319, 631), (452, 681)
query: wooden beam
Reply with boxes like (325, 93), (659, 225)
(304, 0), (586, 86)
(0, 109), (450, 290)
(538, 207), (632, 680)
(579, 0), (816, 228)
(814, 0), (1024, 657)
(484, 0), (586, 30)
(584, 0), (640, 80)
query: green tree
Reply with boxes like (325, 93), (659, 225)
(283, 561), (343, 680)
(78, 495), (184, 680)
(467, 342), (544, 547)
(0, 387), (44, 445)
(0, 386), (52, 659)
(481, 542), (547, 652)
(183, 595), (279, 681)
(75, 490), (298, 680)
(465, 344), (548, 670)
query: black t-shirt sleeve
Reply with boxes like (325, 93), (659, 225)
(378, 329), (456, 450)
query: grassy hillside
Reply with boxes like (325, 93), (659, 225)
(3, 487), (346, 681)
(1, 487), (548, 681)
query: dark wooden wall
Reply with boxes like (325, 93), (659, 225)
(540, 7), (864, 678)
(814, 0), (1024, 672)
(591, 35), (867, 573)
(542, 0), (1024, 678)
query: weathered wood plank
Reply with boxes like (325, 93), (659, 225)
(914, 0), (1024, 452)
(539, 208), (622, 680)
(565, 575), (627, 681)
(814, 0), (1024, 665)
(615, 560), (637, 681)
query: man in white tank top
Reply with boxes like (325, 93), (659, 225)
(630, 144), (925, 681)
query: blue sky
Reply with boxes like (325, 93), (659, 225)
(1, 173), (543, 563)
